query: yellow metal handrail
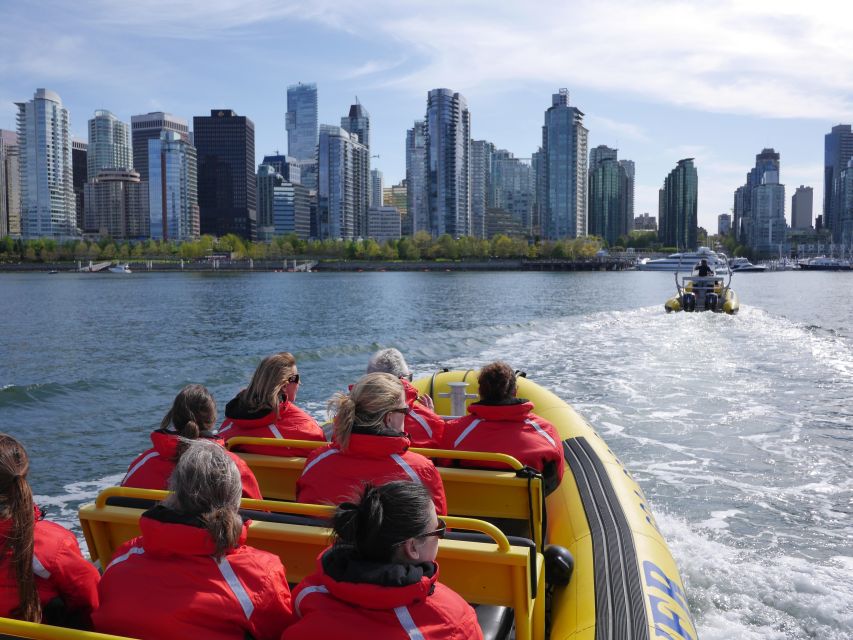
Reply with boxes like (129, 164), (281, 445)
(411, 447), (524, 471)
(0, 618), (134, 640)
(443, 516), (511, 551)
(224, 437), (324, 451)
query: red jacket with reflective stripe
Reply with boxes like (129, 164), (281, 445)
(93, 507), (293, 640)
(121, 431), (262, 499)
(401, 379), (446, 449)
(220, 398), (326, 457)
(0, 508), (99, 624)
(441, 401), (564, 482)
(282, 549), (482, 640)
(295, 434), (447, 515)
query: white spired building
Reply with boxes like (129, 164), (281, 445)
(16, 89), (76, 238)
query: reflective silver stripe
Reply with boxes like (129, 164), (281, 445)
(32, 553), (50, 579)
(453, 418), (483, 448)
(294, 585), (329, 617)
(218, 420), (234, 435)
(394, 605), (425, 640)
(215, 556), (254, 620)
(106, 546), (144, 571)
(391, 454), (421, 483)
(408, 410), (432, 438)
(301, 448), (340, 476)
(268, 424), (283, 439)
(525, 419), (556, 447)
(122, 451), (159, 484)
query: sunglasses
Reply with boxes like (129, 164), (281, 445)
(287, 373), (300, 385)
(403, 372), (413, 382)
(386, 406), (410, 416)
(392, 518), (447, 546)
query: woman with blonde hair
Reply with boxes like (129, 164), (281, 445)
(219, 352), (326, 456)
(95, 439), (293, 639)
(121, 384), (262, 499)
(0, 434), (99, 627)
(296, 372), (446, 514)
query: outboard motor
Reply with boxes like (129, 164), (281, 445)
(544, 545), (574, 586)
(682, 292), (696, 312)
(705, 292), (719, 311)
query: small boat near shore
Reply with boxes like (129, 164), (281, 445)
(108, 264), (132, 274)
(665, 255), (739, 314)
(797, 256), (852, 271)
(638, 246), (730, 274)
(729, 257), (767, 273)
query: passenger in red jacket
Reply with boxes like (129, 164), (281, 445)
(0, 434), (99, 628)
(95, 440), (293, 640)
(121, 384), (262, 499)
(442, 362), (565, 494)
(366, 348), (446, 448)
(296, 372), (447, 514)
(283, 481), (482, 640)
(220, 352), (326, 457)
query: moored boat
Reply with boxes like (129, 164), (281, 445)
(108, 264), (132, 274)
(797, 256), (852, 271)
(729, 257), (767, 273)
(638, 246), (730, 274)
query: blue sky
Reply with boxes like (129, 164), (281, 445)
(2, 0), (852, 231)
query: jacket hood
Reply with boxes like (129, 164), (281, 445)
(468, 400), (535, 421)
(401, 378), (420, 405)
(224, 394), (286, 423)
(149, 430), (224, 458)
(344, 432), (410, 457)
(318, 545), (438, 610)
(139, 505), (248, 556)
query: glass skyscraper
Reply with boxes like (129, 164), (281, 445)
(16, 88), (75, 238)
(405, 121), (428, 235)
(286, 83), (318, 163)
(659, 158), (698, 250)
(341, 101), (370, 150)
(588, 145), (633, 246)
(88, 110), (132, 177)
(130, 112), (189, 183)
(425, 88), (471, 238)
(148, 131), (198, 242)
(542, 89), (588, 239)
(318, 125), (362, 239)
(824, 124), (853, 242)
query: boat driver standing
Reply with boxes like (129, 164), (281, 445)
(695, 258), (715, 277)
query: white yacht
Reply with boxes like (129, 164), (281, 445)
(729, 257), (768, 273)
(108, 264), (132, 274)
(637, 246), (730, 273)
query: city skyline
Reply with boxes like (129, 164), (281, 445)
(2, 2), (852, 232)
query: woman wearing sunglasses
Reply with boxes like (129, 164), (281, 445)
(296, 372), (447, 514)
(219, 352), (326, 457)
(283, 481), (482, 640)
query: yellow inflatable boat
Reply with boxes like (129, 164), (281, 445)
(1, 372), (697, 640)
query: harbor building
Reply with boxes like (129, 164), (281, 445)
(148, 131), (198, 242)
(16, 89), (76, 238)
(541, 89), (588, 239)
(286, 82), (318, 163)
(193, 109), (257, 240)
(658, 158), (698, 250)
(130, 112), (189, 182)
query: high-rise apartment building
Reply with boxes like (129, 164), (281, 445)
(658, 158), (698, 250)
(735, 148), (782, 248)
(130, 112), (189, 182)
(470, 140), (494, 239)
(823, 124), (853, 241)
(426, 88), (471, 238)
(588, 145), (631, 245)
(286, 83), (318, 163)
(256, 164), (282, 241)
(84, 168), (149, 239)
(634, 212), (656, 231)
(72, 139), (87, 231)
(619, 159), (635, 225)
(542, 89), (588, 239)
(262, 154), (301, 184)
(272, 180), (312, 240)
(791, 185), (813, 230)
(750, 165), (786, 255)
(718, 213), (731, 236)
(370, 169), (384, 209)
(16, 89), (75, 238)
(366, 206), (402, 243)
(88, 110), (132, 176)
(342, 101), (370, 150)
(0, 130), (21, 237)
(148, 131), (198, 241)
(405, 121), (428, 235)
(317, 125), (365, 239)
(491, 150), (535, 237)
(837, 159), (853, 247)
(194, 109), (257, 240)
(384, 181), (407, 217)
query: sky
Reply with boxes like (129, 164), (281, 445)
(2, 0), (853, 232)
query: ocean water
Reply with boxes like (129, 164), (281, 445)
(1, 269), (851, 638)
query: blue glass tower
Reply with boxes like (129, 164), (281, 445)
(286, 83), (318, 163)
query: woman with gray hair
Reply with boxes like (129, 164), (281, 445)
(365, 348), (446, 448)
(94, 439), (294, 640)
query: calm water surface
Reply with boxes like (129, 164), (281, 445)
(2, 269), (851, 639)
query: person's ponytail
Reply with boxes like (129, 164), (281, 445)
(330, 393), (356, 450)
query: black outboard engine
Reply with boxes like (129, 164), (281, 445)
(682, 292), (696, 312)
(705, 292), (719, 311)
(544, 545), (574, 586)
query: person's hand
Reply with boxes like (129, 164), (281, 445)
(418, 394), (434, 410)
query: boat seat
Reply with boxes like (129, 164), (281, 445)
(473, 604), (514, 640)
(104, 495), (159, 510)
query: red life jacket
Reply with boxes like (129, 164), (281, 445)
(284, 547), (482, 640)
(442, 401), (564, 485)
(93, 506), (293, 640)
(220, 398), (326, 457)
(401, 379), (446, 449)
(0, 507), (99, 625)
(121, 430), (262, 500)
(295, 433), (447, 515)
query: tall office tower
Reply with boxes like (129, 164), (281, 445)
(531, 148), (545, 237)
(588, 145), (629, 246)
(256, 164), (283, 241)
(405, 121), (428, 235)
(318, 125), (365, 239)
(658, 158), (698, 250)
(491, 150), (535, 236)
(148, 131), (198, 241)
(342, 101), (370, 150)
(131, 112), (189, 182)
(16, 89), (75, 238)
(718, 213), (731, 236)
(824, 124), (853, 241)
(286, 82), (318, 162)
(273, 180), (312, 240)
(370, 169), (384, 208)
(619, 159), (635, 224)
(351, 139), (370, 238)
(735, 148), (781, 246)
(385, 181), (407, 215)
(193, 109), (257, 240)
(84, 169), (149, 239)
(0, 130), (21, 237)
(836, 159), (853, 247)
(541, 89), (588, 239)
(470, 140), (494, 239)
(791, 185), (814, 230)
(750, 163), (786, 255)
(71, 139), (88, 231)
(88, 110), (132, 176)
(262, 154), (301, 184)
(425, 89), (471, 237)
